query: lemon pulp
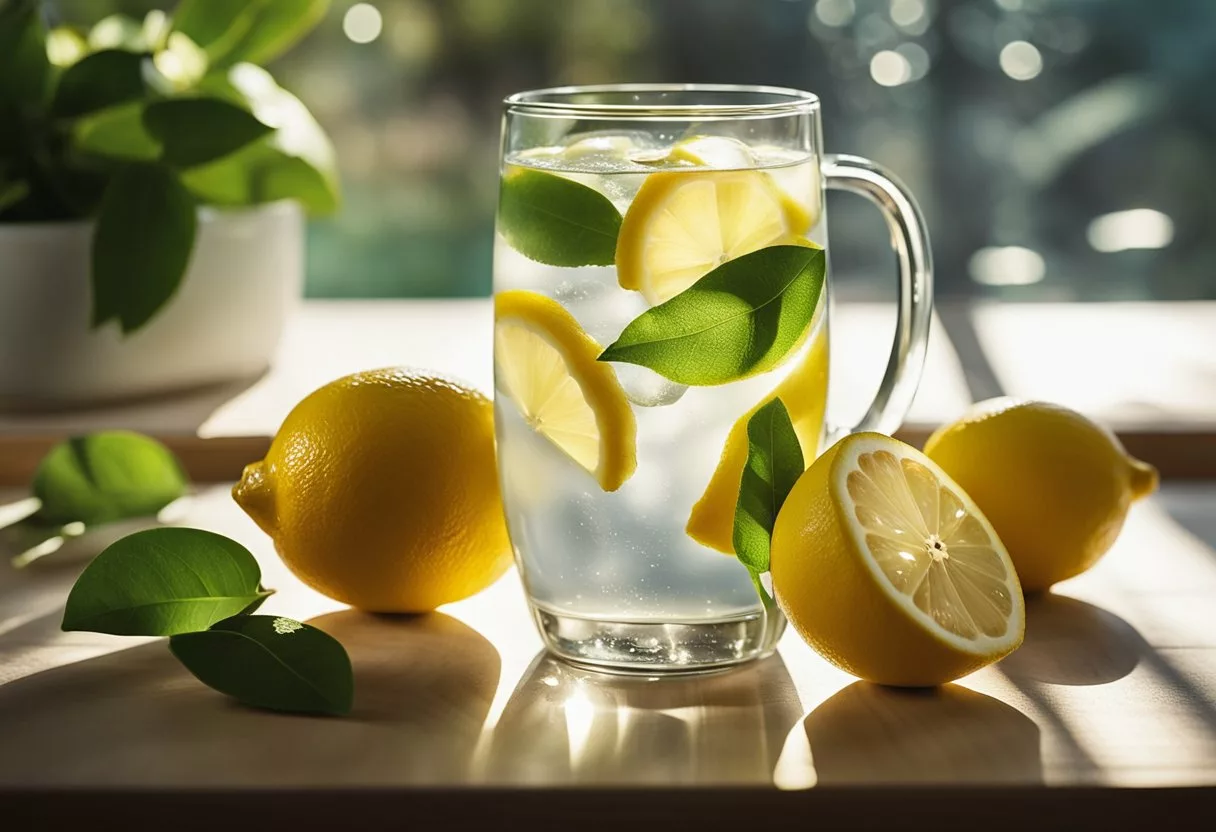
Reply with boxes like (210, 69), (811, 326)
(844, 445), (1017, 641)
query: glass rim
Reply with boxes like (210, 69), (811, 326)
(504, 84), (820, 118)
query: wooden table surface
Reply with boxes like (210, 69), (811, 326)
(1, 301), (1215, 827)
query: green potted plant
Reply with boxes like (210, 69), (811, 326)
(0, 0), (339, 408)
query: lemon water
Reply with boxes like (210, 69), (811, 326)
(493, 135), (828, 669)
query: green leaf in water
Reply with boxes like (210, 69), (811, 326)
(33, 431), (188, 526)
(170, 614), (353, 716)
(733, 397), (804, 575)
(599, 244), (826, 386)
(497, 168), (621, 267)
(61, 527), (273, 636)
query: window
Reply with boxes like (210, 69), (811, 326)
(48, 0), (1216, 302)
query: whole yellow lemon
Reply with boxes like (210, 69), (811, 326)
(923, 399), (1158, 592)
(233, 368), (512, 612)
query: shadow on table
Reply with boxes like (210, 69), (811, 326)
(484, 652), (803, 785)
(804, 682), (1042, 785)
(999, 593), (1142, 686)
(0, 610), (500, 787)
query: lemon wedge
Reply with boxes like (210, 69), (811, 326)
(494, 289), (637, 492)
(686, 320), (829, 553)
(616, 168), (812, 304)
(771, 433), (1025, 687)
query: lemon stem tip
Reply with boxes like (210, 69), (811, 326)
(1128, 458), (1159, 501)
(232, 461), (278, 534)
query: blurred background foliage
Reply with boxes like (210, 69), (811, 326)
(42, 0), (1216, 302)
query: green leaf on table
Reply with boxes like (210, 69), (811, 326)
(600, 244), (825, 385)
(73, 102), (161, 161)
(170, 614), (353, 716)
(180, 64), (340, 216)
(0, 0), (53, 111)
(144, 97), (273, 168)
(498, 168), (621, 267)
(51, 49), (148, 118)
(733, 398), (804, 575)
(62, 527), (273, 636)
(218, 0), (330, 68)
(171, 0), (259, 62)
(33, 431), (187, 526)
(91, 162), (197, 333)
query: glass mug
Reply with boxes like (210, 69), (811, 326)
(493, 85), (932, 673)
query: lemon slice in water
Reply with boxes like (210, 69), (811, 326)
(615, 167), (811, 305)
(494, 290), (637, 492)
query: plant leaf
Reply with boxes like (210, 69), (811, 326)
(600, 244), (826, 385)
(733, 398), (804, 573)
(32, 431), (188, 526)
(62, 528), (273, 636)
(51, 49), (148, 118)
(181, 64), (340, 216)
(144, 97), (273, 168)
(498, 168), (621, 266)
(0, 178), (30, 213)
(170, 615), (353, 716)
(73, 101), (161, 161)
(219, 0), (329, 68)
(171, 0), (259, 62)
(91, 163), (197, 333)
(0, 0), (53, 112)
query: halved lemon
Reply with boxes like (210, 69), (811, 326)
(771, 433), (1025, 687)
(616, 168), (812, 304)
(686, 320), (829, 554)
(494, 290), (636, 491)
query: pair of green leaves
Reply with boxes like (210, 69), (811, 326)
(498, 169), (827, 387)
(62, 527), (353, 716)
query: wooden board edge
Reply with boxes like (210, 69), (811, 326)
(1, 428), (1214, 487)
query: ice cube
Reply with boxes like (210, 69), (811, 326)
(614, 364), (689, 408)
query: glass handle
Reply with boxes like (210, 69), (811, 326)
(822, 153), (934, 438)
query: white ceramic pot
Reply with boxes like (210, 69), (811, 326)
(0, 201), (303, 409)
